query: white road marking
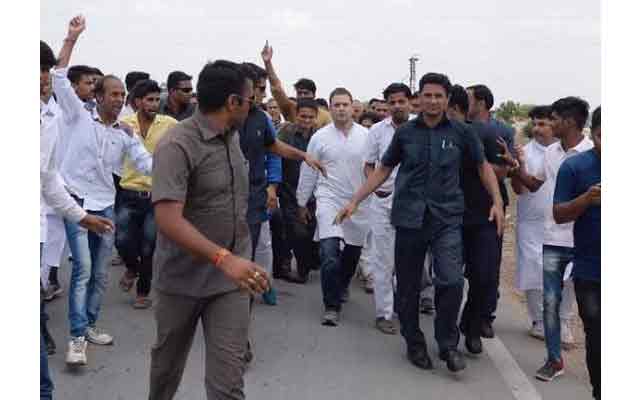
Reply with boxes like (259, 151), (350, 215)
(485, 336), (543, 400)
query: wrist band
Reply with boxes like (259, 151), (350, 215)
(213, 248), (231, 267)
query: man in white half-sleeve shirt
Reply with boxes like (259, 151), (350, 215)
(51, 15), (153, 367)
(297, 87), (370, 327)
(363, 83), (412, 335)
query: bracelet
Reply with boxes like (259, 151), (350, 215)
(64, 37), (77, 43)
(212, 248), (231, 267)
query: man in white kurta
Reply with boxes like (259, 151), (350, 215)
(513, 107), (578, 341)
(297, 88), (369, 326)
(363, 83), (413, 334)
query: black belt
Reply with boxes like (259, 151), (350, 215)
(122, 188), (152, 199)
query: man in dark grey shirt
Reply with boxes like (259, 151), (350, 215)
(336, 73), (504, 374)
(149, 60), (269, 400)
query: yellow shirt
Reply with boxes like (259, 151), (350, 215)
(119, 114), (177, 192)
(315, 107), (332, 129)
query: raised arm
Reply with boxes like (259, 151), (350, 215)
(261, 41), (297, 122)
(56, 15), (86, 69)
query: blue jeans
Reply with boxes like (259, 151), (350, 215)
(542, 245), (574, 362)
(40, 243), (53, 400)
(64, 205), (115, 338)
(319, 238), (362, 311)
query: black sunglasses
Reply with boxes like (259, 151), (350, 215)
(177, 87), (193, 94)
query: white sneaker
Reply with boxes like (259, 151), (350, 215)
(65, 336), (88, 365)
(529, 322), (545, 341)
(86, 326), (114, 345)
(561, 320), (575, 349)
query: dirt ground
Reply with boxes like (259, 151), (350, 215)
(500, 127), (588, 382)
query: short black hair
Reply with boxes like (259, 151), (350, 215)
(369, 98), (382, 105)
(383, 83), (411, 101)
(359, 111), (381, 125)
(131, 79), (162, 101)
(294, 78), (317, 95)
(40, 40), (57, 70)
(67, 65), (95, 84)
(196, 60), (248, 113)
(419, 73), (452, 95)
(167, 70), (192, 90)
(315, 98), (328, 109)
(125, 71), (150, 91)
(296, 98), (319, 113)
(241, 62), (267, 83)
(591, 106), (601, 131)
(551, 96), (590, 130)
(448, 84), (469, 115)
(329, 87), (353, 104)
(95, 75), (122, 96)
(467, 84), (494, 110)
(528, 105), (552, 120)
(91, 67), (104, 77)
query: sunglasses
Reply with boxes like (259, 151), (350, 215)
(178, 87), (193, 94)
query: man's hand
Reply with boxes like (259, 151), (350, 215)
(261, 40), (273, 64)
(297, 207), (313, 225)
(514, 144), (526, 167)
(489, 203), (505, 237)
(219, 254), (270, 295)
(304, 154), (327, 178)
(266, 185), (278, 211)
(587, 183), (601, 206)
(496, 137), (519, 169)
(67, 15), (86, 41)
(334, 201), (358, 225)
(79, 214), (115, 234)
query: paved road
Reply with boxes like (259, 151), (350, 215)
(46, 260), (591, 400)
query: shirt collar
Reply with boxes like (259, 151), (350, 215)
(93, 114), (120, 129)
(413, 113), (451, 129)
(193, 108), (225, 140)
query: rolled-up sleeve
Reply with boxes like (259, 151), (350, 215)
(296, 135), (320, 207)
(124, 133), (153, 175)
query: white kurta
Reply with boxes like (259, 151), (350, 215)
(515, 140), (551, 291)
(297, 122), (370, 246)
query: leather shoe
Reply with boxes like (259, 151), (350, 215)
(480, 321), (495, 338)
(407, 348), (433, 370)
(465, 335), (483, 355)
(439, 349), (467, 372)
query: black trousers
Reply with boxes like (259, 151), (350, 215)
(460, 222), (502, 337)
(282, 200), (319, 278)
(114, 190), (156, 296)
(575, 278), (601, 400)
(269, 207), (292, 275)
(395, 223), (465, 355)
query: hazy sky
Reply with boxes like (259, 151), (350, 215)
(41, 0), (600, 107)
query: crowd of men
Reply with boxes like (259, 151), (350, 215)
(39, 15), (601, 400)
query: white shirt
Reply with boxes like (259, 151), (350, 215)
(53, 68), (152, 211)
(532, 136), (593, 247)
(297, 122), (370, 245)
(363, 117), (398, 193)
(40, 98), (87, 242)
(517, 140), (553, 222)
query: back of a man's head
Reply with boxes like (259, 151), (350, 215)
(125, 71), (150, 92)
(197, 60), (247, 113)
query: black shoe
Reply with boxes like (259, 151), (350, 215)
(464, 335), (483, 355)
(480, 321), (495, 338)
(439, 349), (467, 372)
(43, 329), (56, 356)
(407, 348), (433, 370)
(419, 297), (434, 315)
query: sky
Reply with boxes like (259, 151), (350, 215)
(40, 0), (601, 108)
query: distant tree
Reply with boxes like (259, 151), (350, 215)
(495, 101), (535, 124)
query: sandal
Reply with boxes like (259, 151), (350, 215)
(119, 271), (136, 292)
